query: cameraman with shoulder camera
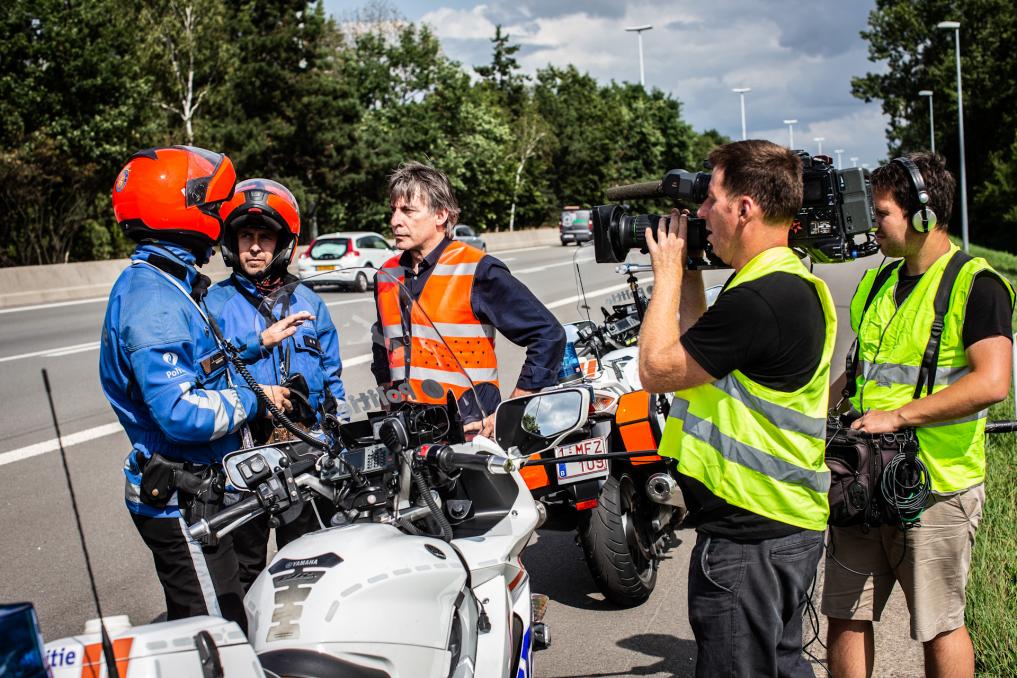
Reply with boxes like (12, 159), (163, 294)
(823, 153), (1014, 678)
(639, 139), (837, 677)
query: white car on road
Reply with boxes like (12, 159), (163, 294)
(296, 231), (396, 292)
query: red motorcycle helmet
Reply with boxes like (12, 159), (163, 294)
(112, 146), (236, 256)
(219, 178), (301, 279)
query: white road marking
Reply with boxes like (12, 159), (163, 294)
(514, 258), (593, 275)
(491, 245), (553, 256)
(0, 341), (102, 363)
(0, 422), (125, 468)
(546, 280), (651, 309)
(325, 297), (374, 308)
(0, 297), (108, 314)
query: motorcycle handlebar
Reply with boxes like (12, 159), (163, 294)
(188, 494), (261, 541)
(419, 445), (515, 474)
(985, 420), (1017, 434)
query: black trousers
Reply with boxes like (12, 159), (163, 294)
(131, 513), (247, 633)
(232, 499), (334, 591)
(688, 529), (824, 678)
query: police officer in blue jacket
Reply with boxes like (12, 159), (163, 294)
(100, 147), (292, 630)
(204, 178), (347, 588)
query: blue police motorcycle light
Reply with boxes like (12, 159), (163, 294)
(0, 602), (51, 677)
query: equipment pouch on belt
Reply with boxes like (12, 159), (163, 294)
(139, 452), (184, 509)
(179, 466), (226, 546)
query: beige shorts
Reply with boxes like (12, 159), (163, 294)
(821, 484), (984, 643)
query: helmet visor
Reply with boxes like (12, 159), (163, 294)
(180, 146), (236, 213)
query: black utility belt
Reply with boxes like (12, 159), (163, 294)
(138, 452), (223, 508)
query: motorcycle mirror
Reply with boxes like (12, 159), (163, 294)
(494, 388), (591, 456)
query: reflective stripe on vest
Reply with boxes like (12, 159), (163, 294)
(376, 241), (499, 403)
(849, 245), (1015, 492)
(658, 247), (837, 531)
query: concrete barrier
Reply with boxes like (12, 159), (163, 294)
(0, 228), (562, 309)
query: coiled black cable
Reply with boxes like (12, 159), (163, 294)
(225, 345), (329, 451)
(880, 451), (931, 527)
(405, 450), (454, 542)
(204, 310), (329, 452)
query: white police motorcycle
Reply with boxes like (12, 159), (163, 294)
(26, 271), (593, 678)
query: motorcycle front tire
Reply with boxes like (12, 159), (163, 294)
(577, 473), (657, 607)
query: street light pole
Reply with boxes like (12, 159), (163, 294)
(732, 88), (750, 140)
(813, 137), (825, 156)
(783, 119), (798, 149)
(834, 149), (845, 169)
(918, 89), (936, 154)
(938, 20), (968, 252)
(625, 25), (653, 87)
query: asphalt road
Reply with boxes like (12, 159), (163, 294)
(0, 244), (923, 676)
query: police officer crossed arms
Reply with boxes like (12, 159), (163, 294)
(823, 153), (1014, 678)
(639, 140), (837, 677)
(371, 161), (565, 433)
(204, 178), (348, 590)
(101, 147), (292, 630)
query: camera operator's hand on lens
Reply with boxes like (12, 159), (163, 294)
(261, 311), (314, 350)
(645, 208), (688, 281)
(260, 384), (292, 414)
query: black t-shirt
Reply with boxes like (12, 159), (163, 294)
(677, 271), (828, 539)
(894, 270), (1013, 347)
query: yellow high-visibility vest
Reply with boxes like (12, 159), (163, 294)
(849, 245), (1014, 492)
(658, 247), (837, 531)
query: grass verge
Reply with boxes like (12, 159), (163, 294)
(962, 243), (1017, 676)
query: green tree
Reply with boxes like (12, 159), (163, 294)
(852, 0), (1017, 249)
(474, 25), (527, 113)
(209, 1), (351, 242)
(0, 0), (158, 266)
(141, 0), (234, 145)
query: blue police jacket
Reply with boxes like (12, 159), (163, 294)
(100, 243), (259, 518)
(204, 273), (346, 418)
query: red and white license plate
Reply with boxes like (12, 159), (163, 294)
(555, 437), (608, 485)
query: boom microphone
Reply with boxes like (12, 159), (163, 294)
(605, 181), (662, 201)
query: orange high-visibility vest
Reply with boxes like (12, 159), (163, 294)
(376, 241), (500, 403)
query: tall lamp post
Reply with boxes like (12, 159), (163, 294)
(625, 25), (653, 87)
(918, 89), (936, 154)
(937, 20), (969, 252)
(813, 137), (825, 156)
(783, 119), (798, 149)
(834, 149), (845, 169)
(732, 87), (751, 140)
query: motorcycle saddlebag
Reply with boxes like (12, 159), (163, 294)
(615, 391), (663, 465)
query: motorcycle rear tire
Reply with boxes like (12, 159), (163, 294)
(578, 473), (657, 607)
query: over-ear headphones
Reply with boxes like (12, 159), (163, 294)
(892, 157), (937, 233)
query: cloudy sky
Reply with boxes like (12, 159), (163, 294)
(324, 0), (891, 169)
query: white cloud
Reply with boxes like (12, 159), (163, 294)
(337, 0), (891, 166)
(420, 4), (497, 37)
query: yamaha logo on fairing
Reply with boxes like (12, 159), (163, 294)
(266, 553), (343, 642)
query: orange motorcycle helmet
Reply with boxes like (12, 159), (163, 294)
(112, 146), (237, 257)
(218, 178), (301, 279)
